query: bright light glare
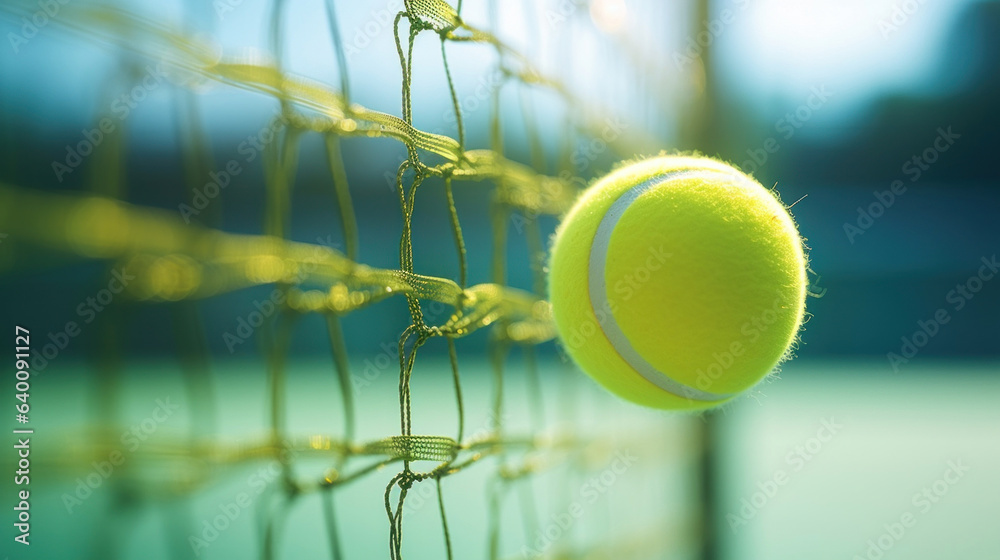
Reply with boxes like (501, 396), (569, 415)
(720, 0), (972, 128)
(591, 0), (629, 35)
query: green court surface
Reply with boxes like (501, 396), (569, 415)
(13, 359), (1000, 559)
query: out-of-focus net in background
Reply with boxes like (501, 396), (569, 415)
(0, 0), (713, 558)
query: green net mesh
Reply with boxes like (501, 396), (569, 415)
(0, 1), (703, 558)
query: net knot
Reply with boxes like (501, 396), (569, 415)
(398, 473), (416, 490)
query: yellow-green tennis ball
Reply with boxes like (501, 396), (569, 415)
(548, 155), (807, 410)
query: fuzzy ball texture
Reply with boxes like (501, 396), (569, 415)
(548, 155), (808, 410)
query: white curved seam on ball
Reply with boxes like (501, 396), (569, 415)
(588, 169), (753, 402)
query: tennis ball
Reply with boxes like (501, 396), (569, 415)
(548, 155), (807, 410)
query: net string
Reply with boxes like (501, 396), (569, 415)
(0, 0), (681, 558)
